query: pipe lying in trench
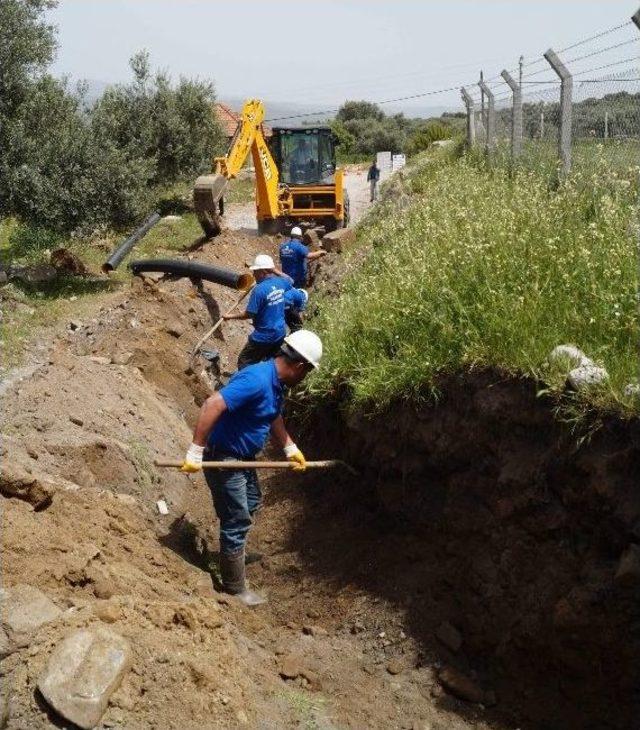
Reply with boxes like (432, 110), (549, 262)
(102, 212), (161, 273)
(129, 259), (254, 291)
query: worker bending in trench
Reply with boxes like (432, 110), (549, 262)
(279, 226), (327, 288)
(284, 287), (308, 333)
(181, 329), (323, 606)
(224, 254), (292, 370)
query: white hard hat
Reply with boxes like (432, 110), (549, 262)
(249, 254), (275, 271)
(290, 226), (303, 237)
(283, 329), (322, 369)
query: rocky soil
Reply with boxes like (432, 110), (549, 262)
(4, 167), (633, 730)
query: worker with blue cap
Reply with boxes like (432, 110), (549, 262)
(284, 287), (308, 333)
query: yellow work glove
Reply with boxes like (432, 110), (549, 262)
(181, 443), (204, 473)
(284, 443), (306, 472)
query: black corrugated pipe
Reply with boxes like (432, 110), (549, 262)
(102, 212), (162, 273)
(128, 258), (254, 291)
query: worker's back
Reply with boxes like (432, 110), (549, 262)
(280, 238), (309, 288)
(246, 274), (291, 343)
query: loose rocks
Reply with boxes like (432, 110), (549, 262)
(435, 621), (462, 653)
(38, 626), (132, 730)
(437, 666), (488, 704)
(0, 584), (61, 657)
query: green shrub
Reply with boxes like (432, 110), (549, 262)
(406, 122), (453, 156)
(5, 224), (61, 262)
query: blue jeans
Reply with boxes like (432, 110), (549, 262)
(203, 450), (262, 554)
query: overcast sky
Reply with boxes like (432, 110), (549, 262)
(48, 1), (639, 113)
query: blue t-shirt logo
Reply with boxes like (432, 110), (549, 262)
(246, 275), (292, 343)
(279, 239), (309, 288)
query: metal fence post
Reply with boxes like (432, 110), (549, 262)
(478, 79), (495, 154)
(543, 48), (573, 176)
(461, 87), (476, 147)
(501, 69), (522, 159)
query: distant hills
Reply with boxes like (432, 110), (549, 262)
(220, 96), (453, 124)
(78, 81), (455, 121)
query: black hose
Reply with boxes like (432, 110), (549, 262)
(102, 212), (161, 273)
(128, 258), (253, 291)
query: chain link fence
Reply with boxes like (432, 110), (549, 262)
(459, 15), (640, 174)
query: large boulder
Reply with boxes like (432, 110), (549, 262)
(321, 228), (355, 253)
(38, 626), (132, 730)
(0, 584), (62, 657)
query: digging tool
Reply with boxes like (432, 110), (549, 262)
(155, 459), (357, 475)
(190, 285), (254, 360)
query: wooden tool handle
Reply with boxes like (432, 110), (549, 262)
(154, 459), (356, 473)
(191, 285), (254, 356)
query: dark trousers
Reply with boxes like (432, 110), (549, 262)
(237, 338), (283, 370)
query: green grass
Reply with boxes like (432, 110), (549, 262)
(308, 145), (639, 417)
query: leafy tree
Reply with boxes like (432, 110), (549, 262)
(336, 100), (385, 123)
(0, 0), (58, 217)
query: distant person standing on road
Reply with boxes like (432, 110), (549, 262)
(279, 227), (327, 288)
(367, 159), (381, 202)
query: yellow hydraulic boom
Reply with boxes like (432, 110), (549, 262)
(193, 98), (348, 237)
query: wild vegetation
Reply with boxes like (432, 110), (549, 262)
(0, 0), (223, 251)
(331, 100), (459, 161)
(309, 144), (639, 417)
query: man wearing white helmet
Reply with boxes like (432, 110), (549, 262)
(224, 253), (292, 370)
(181, 329), (323, 606)
(279, 226), (327, 289)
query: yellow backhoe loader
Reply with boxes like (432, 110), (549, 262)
(193, 99), (349, 237)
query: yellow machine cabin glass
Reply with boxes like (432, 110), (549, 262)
(274, 129), (336, 186)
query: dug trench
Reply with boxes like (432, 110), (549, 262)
(1, 226), (639, 729)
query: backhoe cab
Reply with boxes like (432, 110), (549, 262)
(193, 99), (349, 238)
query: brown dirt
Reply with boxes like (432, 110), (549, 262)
(4, 184), (635, 730)
(2, 222), (500, 730)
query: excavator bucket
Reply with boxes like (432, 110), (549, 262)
(194, 173), (228, 238)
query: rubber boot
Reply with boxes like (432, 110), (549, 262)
(219, 549), (266, 607)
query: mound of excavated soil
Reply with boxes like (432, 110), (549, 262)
(1, 219), (505, 730)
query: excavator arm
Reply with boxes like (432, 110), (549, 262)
(194, 99), (280, 238)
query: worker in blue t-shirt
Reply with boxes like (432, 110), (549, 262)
(284, 287), (308, 333)
(279, 227), (327, 288)
(181, 329), (323, 606)
(224, 254), (292, 370)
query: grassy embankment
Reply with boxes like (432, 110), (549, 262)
(309, 142), (639, 418)
(0, 177), (256, 368)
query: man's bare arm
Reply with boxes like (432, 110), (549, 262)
(270, 414), (294, 449)
(192, 393), (228, 446)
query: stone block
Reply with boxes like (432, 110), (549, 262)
(38, 626), (132, 730)
(322, 227), (355, 253)
(0, 584), (61, 656)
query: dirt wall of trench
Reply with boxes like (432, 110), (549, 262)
(294, 372), (640, 730)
